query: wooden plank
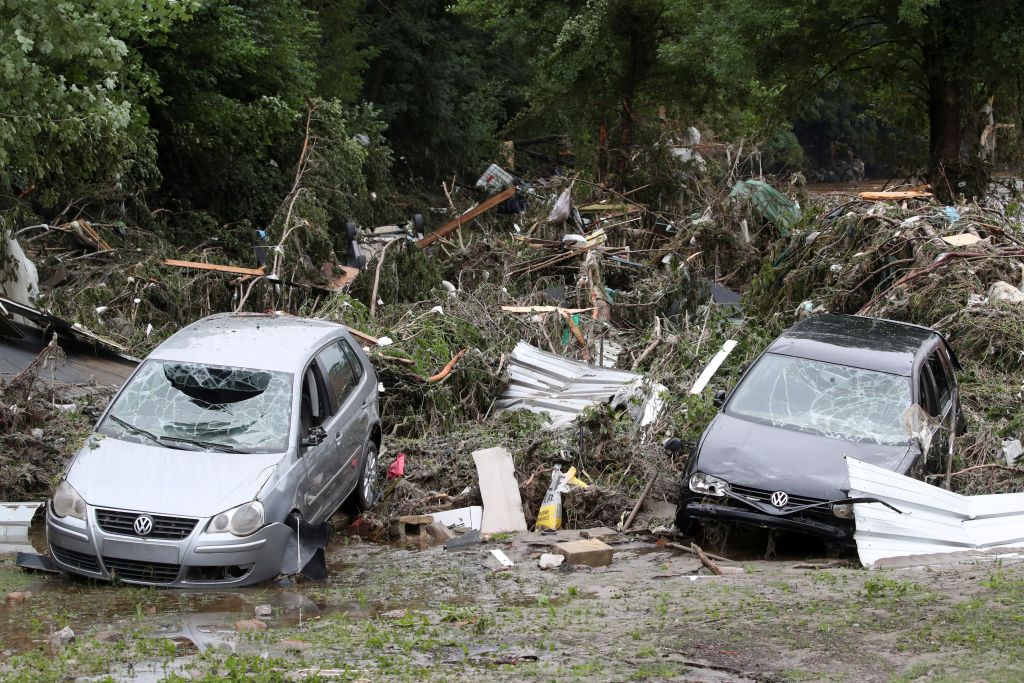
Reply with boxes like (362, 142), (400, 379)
(344, 325), (379, 347)
(500, 305), (593, 314)
(577, 203), (644, 214)
(417, 186), (517, 248)
(163, 259), (266, 276)
(858, 191), (933, 200)
(560, 310), (591, 363)
(690, 339), (738, 394)
(472, 447), (528, 534)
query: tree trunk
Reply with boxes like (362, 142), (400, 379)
(927, 75), (963, 199)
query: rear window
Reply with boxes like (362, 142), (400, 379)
(726, 353), (912, 446)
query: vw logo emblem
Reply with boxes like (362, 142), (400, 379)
(770, 491), (789, 508)
(133, 515), (154, 536)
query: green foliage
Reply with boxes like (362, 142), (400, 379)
(143, 0), (319, 225)
(0, 0), (194, 209)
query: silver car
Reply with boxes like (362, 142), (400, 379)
(46, 313), (382, 587)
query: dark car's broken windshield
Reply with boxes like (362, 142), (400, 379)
(727, 353), (911, 445)
(97, 360), (293, 453)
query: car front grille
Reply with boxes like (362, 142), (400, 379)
(728, 484), (837, 522)
(51, 546), (101, 573)
(102, 556), (181, 584)
(95, 509), (198, 540)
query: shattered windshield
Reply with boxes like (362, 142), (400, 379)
(97, 360), (293, 454)
(726, 353), (911, 445)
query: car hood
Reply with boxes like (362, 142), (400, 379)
(66, 435), (283, 517)
(696, 413), (912, 500)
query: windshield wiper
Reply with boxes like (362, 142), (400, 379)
(107, 415), (167, 447)
(159, 436), (247, 453)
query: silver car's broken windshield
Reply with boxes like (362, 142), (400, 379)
(98, 360), (293, 453)
(727, 353), (911, 446)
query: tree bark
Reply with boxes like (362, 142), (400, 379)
(927, 74), (963, 198)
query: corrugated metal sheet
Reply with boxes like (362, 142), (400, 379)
(847, 457), (1024, 567)
(496, 342), (647, 429)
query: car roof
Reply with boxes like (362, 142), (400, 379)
(147, 313), (345, 373)
(765, 313), (941, 376)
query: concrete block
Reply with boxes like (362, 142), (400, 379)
(391, 514), (434, 548)
(553, 538), (615, 567)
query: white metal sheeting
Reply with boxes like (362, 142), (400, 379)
(847, 457), (1024, 567)
(496, 342), (656, 430)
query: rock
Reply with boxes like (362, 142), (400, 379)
(539, 553), (565, 570)
(49, 626), (75, 650)
(5, 592), (30, 604)
(280, 638), (311, 651)
(552, 539), (615, 568)
(254, 604), (272, 618)
(989, 281), (1024, 304)
(234, 619), (268, 632)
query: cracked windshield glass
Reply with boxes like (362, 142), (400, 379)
(98, 360), (293, 453)
(727, 354), (912, 445)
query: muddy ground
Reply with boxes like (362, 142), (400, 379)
(1, 518), (1022, 683)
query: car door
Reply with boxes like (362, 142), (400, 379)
(314, 338), (368, 515)
(297, 360), (337, 520)
(925, 348), (957, 467)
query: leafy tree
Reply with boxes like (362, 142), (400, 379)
(142, 0), (320, 225)
(666, 0), (1024, 196)
(360, 0), (514, 179)
(0, 0), (194, 211)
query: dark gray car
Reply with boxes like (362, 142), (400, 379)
(677, 314), (961, 543)
(46, 313), (382, 587)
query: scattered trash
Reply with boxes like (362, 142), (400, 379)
(535, 466), (588, 531)
(443, 529), (481, 550)
(489, 548), (515, 568)
(475, 164), (514, 192)
(689, 339), (738, 394)
(729, 179), (801, 233)
(472, 447), (528, 534)
(387, 452), (406, 480)
(847, 457), (1024, 567)
(432, 506), (483, 531)
(989, 281), (1024, 304)
(1003, 439), (1023, 466)
(538, 553), (565, 569)
(942, 233), (983, 247)
(254, 604), (273, 618)
(496, 341), (658, 429)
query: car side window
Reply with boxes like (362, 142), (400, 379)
(927, 350), (953, 411)
(918, 364), (939, 418)
(300, 363), (331, 434)
(339, 339), (364, 382)
(317, 341), (358, 409)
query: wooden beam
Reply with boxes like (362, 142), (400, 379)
(858, 191), (932, 201)
(163, 259), (266, 276)
(416, 186), (517, 248)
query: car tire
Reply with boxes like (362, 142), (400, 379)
(674, 505), (698, 537)
(353, 441), (380, 512)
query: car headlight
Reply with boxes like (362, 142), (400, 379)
(206, 501), (264, 537)
(832, 503), (854, 519)
(689, 472), (730, 497)
(52, 480), (87, 520)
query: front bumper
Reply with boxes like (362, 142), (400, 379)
(46, 505), (292, 587)
(684, 501), (855, 543)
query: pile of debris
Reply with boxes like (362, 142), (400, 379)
(3, 153), (1023, 552)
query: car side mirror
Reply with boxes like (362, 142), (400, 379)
(712, 389), (726, 408)
(301, 426), (326, 449)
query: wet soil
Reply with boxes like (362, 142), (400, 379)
(0, 523), (1022, 682)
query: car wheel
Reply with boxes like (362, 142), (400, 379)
(354, 441), (380, 511)
(674, 505), (698, 537)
